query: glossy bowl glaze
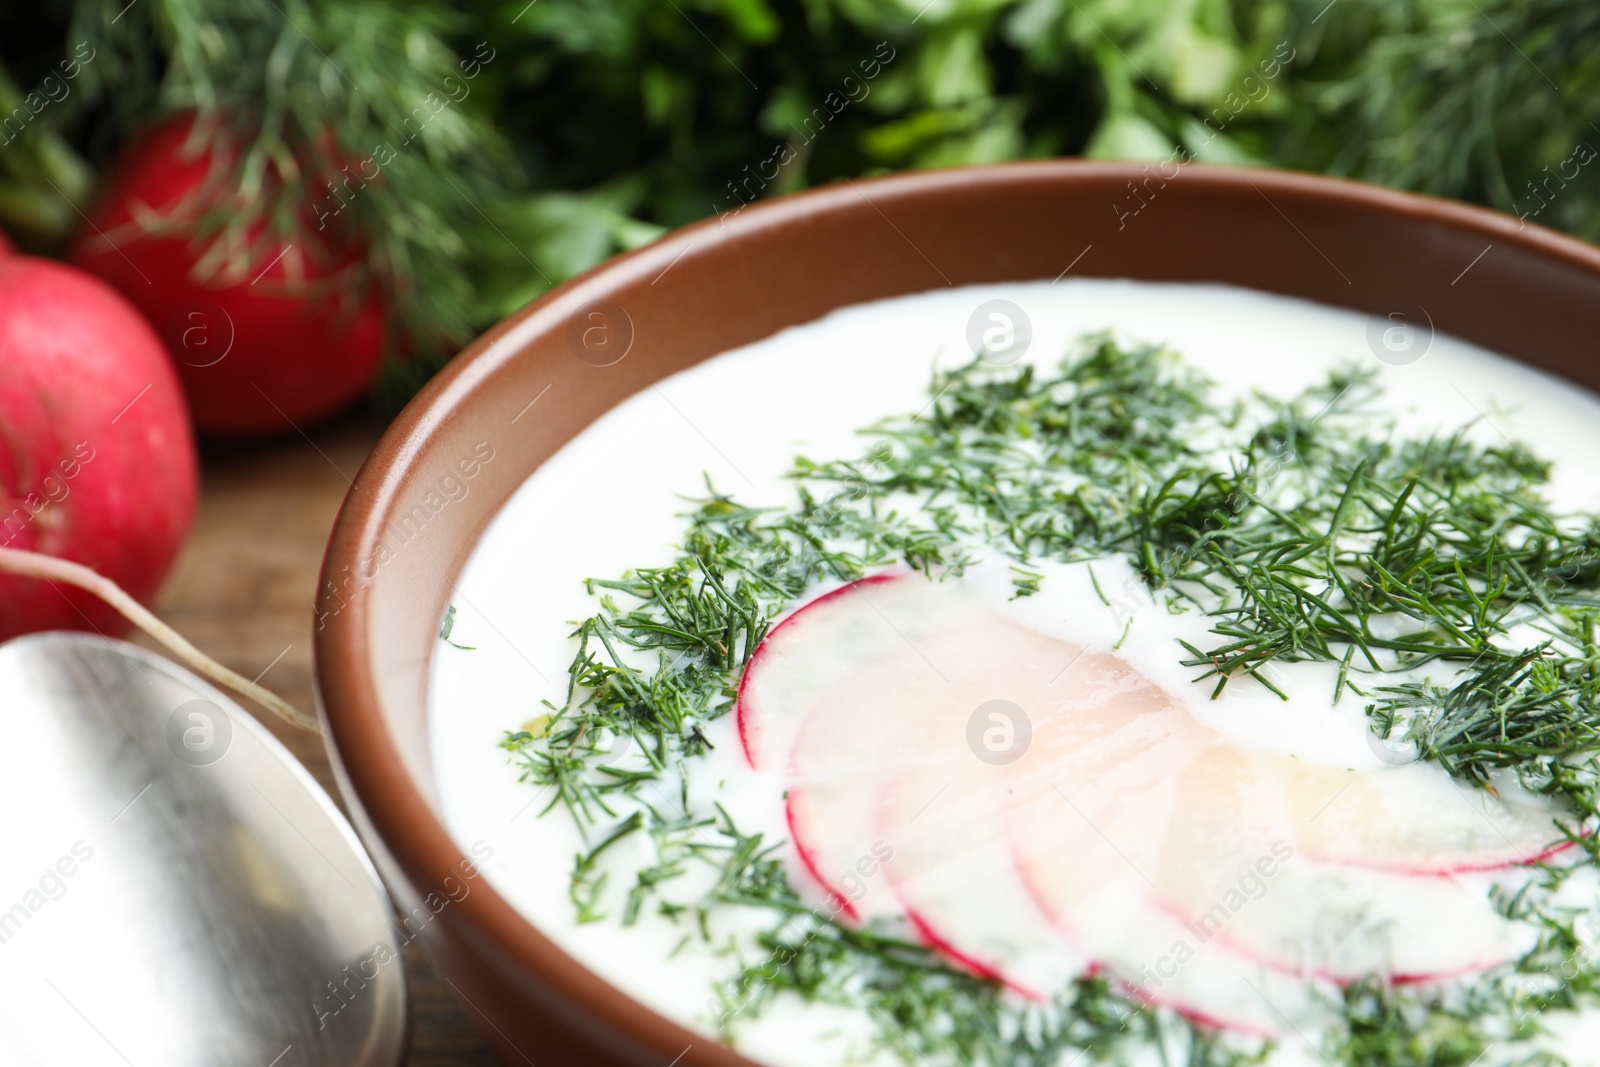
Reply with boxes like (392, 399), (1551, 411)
(314, 161), (1600, 1066)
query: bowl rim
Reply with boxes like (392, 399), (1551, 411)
(315, 158), (1600, 1065)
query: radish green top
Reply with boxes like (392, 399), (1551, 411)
(430, 281), (1600, 1067)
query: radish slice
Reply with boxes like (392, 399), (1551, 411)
(736, 573), (908, 771)
(774, 574), (991, 919)
(746, 570), (1562, 1032)
(1149, 745), (1536, 981)
(781, 577), (1209, 993)
(779, 575), (1020, 921)
(1280, 757), (1567, 873)
(994, 663), (1330, 1033)
(874, 736), (1084, 996)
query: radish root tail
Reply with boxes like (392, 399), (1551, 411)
(0, 547), (319, 733)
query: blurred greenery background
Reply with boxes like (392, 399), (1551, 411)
(3, 0), (1596, 403)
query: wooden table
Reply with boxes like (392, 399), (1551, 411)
(132, 413), (499, 1066)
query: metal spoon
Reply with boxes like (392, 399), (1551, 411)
(0, 633), (407, 1066)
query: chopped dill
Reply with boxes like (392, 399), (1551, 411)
(500, 333), (1600, 1066)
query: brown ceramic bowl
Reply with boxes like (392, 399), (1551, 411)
(315, 161), (1600, 1065)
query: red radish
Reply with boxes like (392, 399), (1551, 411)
(0, 255), (197, 640)
(0, 229), (13, 256)
(68, 113), (387, 438)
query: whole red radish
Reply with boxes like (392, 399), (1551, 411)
(69, 113), (387, 438)
(0, 256), (198, 641)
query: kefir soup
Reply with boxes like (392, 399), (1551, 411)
(431, 280), (1600, 1067)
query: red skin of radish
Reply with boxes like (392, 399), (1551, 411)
(0, 255), (198, 640)
(68, 114), (386, 438)
(789, 784), (1032, 990)
(1314, 836), (1574, 877)
(784, 794), (859, 921)
(1142, 895), (1513, 988)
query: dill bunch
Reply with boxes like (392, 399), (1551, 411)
(1273, 0), (1600, 240)
(0, 62), (94, 247)
(60, 0), (516, 395)
(8, 0), (1600, 409)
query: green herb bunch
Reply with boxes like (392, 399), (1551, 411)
(1278, 0), (1600, 240)
(8, 0), (1600, 403)
(57, 0), (518, 397)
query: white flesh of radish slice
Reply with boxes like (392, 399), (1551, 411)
(998, 660), (1328, 1032)
(1147, 744), (1537, 981)
(875, 767), (1085, 995)
(748, 571), (1562, 1032)
(1282, 756), (1568, 873)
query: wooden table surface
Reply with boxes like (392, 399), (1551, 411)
(131, 412), (499, 1066)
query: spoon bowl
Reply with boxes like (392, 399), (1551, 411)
(0, 632), (406, 1066)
